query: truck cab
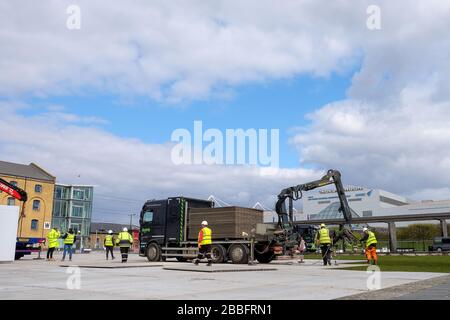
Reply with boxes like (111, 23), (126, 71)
(139, 197), (213, 261)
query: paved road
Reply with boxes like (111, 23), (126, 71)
(339, 274), (450, 300)
(397, 277), (450, 300)
(0, 252), (446, 300)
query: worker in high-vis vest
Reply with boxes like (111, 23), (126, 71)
(116, 228), (133, 263)
(46, 227), (60, 261)
(361, 228), (378, 265)
(61, 228), (76, 261)
(194, 221), (213, 266)
(104, 230), (115, 261)
(315, 223), (332, 266)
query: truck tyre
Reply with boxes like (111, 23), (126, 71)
(255, 251), (274, 264)
(211, 244), (227, 264)
(146, 243), (161, 262)
(228, 244), (249, 264)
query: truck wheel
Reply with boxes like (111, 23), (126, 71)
(211, 244), (227, 264)
(255, 251), (274, 264)
(228, 244), (249, 264)
(146, 243), (161, 262)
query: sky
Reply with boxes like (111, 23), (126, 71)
(1, 1), (450, 224)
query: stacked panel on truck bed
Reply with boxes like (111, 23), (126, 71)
(188, 206), (264, 240)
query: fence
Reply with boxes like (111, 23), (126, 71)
(332, 239), (435, 253)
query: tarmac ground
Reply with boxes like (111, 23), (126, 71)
(0, 251), (448, 300)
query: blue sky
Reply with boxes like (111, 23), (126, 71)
(22, 71), (353, 169)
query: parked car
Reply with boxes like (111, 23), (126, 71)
(429, 237), (450, 252)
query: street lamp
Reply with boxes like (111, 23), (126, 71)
(129, 213), (136, 231)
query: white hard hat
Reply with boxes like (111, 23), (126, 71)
(108, 230), (113, 234)
(123, 227), (128, 232)
(201, 221), (208, 226)
(320, 223), (326, 228)
(363, 227), (368, 232)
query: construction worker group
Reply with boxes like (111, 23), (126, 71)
(45, 222), (377, 266)
(45, 227), (134, 263)
(46, 227), (78, 261)
(316, 224), (378, 266)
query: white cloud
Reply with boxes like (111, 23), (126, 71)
(0, 0), (366, 101)
(0, 104), (320, 223)
(293, 84), (450, 198)
(284, 1), (450, 200)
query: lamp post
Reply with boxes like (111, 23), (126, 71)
(129, 213), (136, 231)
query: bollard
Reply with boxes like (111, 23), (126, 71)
(33, 243), (44, 260)
(248, 237), (255, 265)
(248, 229), (256, 266)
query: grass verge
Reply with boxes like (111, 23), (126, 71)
(306, 254), (450, 273)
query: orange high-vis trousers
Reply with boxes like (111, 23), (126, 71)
(365, 246), (378, 263)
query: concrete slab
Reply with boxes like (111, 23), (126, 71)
(163, 265), (277, 273)
(0, 252), (446, 300)
(60, 264), (163, 269)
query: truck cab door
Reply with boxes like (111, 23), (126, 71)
(140, 202), (167, 245)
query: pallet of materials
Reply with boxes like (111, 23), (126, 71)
(188, 206), (264, 240)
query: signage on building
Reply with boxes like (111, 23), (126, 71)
(44, 222), (51, 229)
(319, 187), (364, 194)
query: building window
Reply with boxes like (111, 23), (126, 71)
(31, 219), (39, 230)
(362, 211), (373, 217)
(318, 201), (331, 204)
(348, 198), (363, 202)
(7, 197), (15, 206)
(33, 200), (41, 211)
(72, 206), (84, 217)
(35, 184), (42, 193)
(73, 189), (85, 200)
(55, 186), (69, 200)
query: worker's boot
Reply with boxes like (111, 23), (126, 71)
(207, 261), (212, 267)
(194, 259), (199, 265)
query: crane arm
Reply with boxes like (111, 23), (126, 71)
(275, 169), (352, 229)
(0, 177), (28, 202)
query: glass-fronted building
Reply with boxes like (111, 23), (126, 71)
(52, 184), (93, 248)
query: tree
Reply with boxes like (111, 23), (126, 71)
(397, 224), (439, 241)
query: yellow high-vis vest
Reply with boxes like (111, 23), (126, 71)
(105, 235), (114, 247)
(64, 233), (75, 245)
(318, 228), (331, 245)
(116, 232), (133, 248)
(199, 227), (212, 246)
(47, 229), (60, 248)
(366, 231), (378, 248)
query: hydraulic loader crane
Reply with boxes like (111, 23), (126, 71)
(0, 177), (28, 203)
(274, 169), (357, 248)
